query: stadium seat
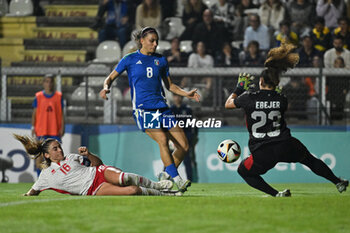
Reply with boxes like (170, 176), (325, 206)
(238, 50), (245, 65)
(111, 87), (123, 101)
(94, 40), (121, 63)
(164, 17), (185, 40)
(8, 0), (33, 16)
(129, 29), (138, 41)
(203, 0), (216, 8)
(123, 87), (131, 101)
(71, 83), (97, 101)
(0, 0), (8, 16)
(175, 0), (183, 17)
(180, 40), (193, 53)
(122, 40), (137, 56)
(231, 41), (243, 49)
(88, 77), (104, 86)
(156, 40), (171, 54)
(44, 4), (98, 17)
(244, 8), (259, 15)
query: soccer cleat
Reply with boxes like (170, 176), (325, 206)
(275, 189), (291, 197)
(175, 179), (191, 193)
(336, 178), (349, 193)
(161, 190), (183, 196)
(156, 180), (174, 191)
(157, 171), (171, 181)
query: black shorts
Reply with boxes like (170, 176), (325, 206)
(242, 137), (311, 175)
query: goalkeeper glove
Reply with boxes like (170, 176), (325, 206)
(234, 73), (255, 96)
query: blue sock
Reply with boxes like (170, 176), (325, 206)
(165, 163), (179, 178)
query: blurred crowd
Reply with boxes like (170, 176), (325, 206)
(23, 0), (350, 121)
(90, 0), (350, 70)
(89, 0), (350, 121)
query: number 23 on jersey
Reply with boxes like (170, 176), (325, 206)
(251, 110), (281, 138)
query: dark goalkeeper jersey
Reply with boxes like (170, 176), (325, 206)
(234, 90), (291, 152)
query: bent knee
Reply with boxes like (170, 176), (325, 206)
(178, 140), (189, 153)
(156, 137), (169, 148)
(237, 162), (248, 177)
(237, 157), (255, 177)
(173, 138), (189, 153)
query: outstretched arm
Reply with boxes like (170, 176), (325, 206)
(78, 147), (103, 167)
(164, 76), (200, 102)
(24, 188), (41, 196)
(225, 93), (238, 109)
(226, 73), (254, 109)
(99, 70), (120, 100)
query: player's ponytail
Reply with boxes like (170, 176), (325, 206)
(133, 27), (159, 49)
(13, 134), (56, 167)
(261, 42), (300, 88)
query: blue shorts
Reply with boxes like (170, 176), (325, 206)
(133, 108), (177, 132)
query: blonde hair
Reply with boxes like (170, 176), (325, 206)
(141, 0), (160, 18)
(262, 42), (300, 87)
(13, 134), (57, 168)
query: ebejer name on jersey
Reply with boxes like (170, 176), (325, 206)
(255, 101), (280, 109)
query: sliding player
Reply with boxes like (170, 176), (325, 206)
(14, 134), (176, 196)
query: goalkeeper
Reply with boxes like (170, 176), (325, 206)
(225, 43), (348, 197)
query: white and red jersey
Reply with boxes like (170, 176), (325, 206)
(32, 154), (96, 195)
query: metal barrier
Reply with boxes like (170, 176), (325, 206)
(1, 66), (350, 125)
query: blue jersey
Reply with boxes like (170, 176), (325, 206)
(115, 50), (170, 110)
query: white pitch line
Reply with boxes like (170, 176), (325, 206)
(0, 196), (92, 207)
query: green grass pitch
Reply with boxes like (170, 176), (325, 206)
(0, 183), (349, 233)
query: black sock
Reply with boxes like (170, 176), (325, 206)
(301, 155), (341, 184)
(241, 175), (278, 196)
(238, 164), (278, 196)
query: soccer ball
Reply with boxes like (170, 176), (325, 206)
(217, 139), (241, 163)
